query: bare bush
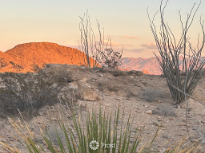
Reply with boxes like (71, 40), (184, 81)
(141, 89), (161, 102)
(147, 0), (205, 104)
(78, 11), (123, 69)
(94, 47), (123, 69)
(152, 103), (177, 117)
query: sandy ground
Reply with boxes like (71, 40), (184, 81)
(1, 69), (205, 152)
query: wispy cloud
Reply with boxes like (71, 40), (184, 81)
(95, 40), (133, 47)
(103, 40), (120, 47)
(141, 43), (157, 49)
(118, 35), (139, 39)
(125, 48), (145, 53)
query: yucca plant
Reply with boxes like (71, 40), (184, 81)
(0, 104), (204, 153)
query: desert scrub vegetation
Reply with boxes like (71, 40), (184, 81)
(147, 0), (205, 104)
(0, 104), (203, 153)
(79, 11), (123, 69)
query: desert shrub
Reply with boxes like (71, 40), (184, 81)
(141, 89), (161, 102)
(94, 47), (123, 69)
(0, 70), (77, 120)
(147, 0), (205, 104)
(79, 11), (123, 69)
(152, 103), (177, 117)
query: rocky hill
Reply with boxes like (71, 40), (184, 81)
(0, 42), (100, 73)
(1, 42), (205, 75)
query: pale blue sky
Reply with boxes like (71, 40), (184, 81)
(0, 0), (204, 58)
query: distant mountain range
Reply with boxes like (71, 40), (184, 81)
(118, 56), (205, 75)
(118, 57), (161, 75)
(0, 42), (204, 75)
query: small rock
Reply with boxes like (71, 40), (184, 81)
(162, 135), (171, 139)
(186, 107), (193, 112)
(201, 121), (205, 124)
(38, 112), (44, 116)
(81, 78), (88, 82)
(104, 93), (110, 96)
(153, 122), (159, 126)
(130, 76), (134, 78)
(146, 110), (152, 114)
(157, 117), (162, 121)
(130, 138), (134, 143)
(153, 121), (163, 127)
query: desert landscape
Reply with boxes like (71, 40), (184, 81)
(0, 42), (205, 152)
(0, 0), (205, 151)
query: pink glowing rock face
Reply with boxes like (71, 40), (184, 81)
(0, 42), (100, 73)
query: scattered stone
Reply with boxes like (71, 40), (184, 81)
(130, 138), (134, 143)
(186, 107), (193, 112)
(153, 122), (159, 126)
(157, 116), (162, 121)
(127, 70), (144, 76)
(104, 93), (110, 96)
(146, 110), (152, 114)
(153, 121), (163, 127)
(129, 90), (138, 97)
(201, 121), (205, 124)
(162, 135), (171, 139)
(80, 78), (87, 82)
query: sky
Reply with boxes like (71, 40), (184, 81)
(0, 0), (204, 58)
